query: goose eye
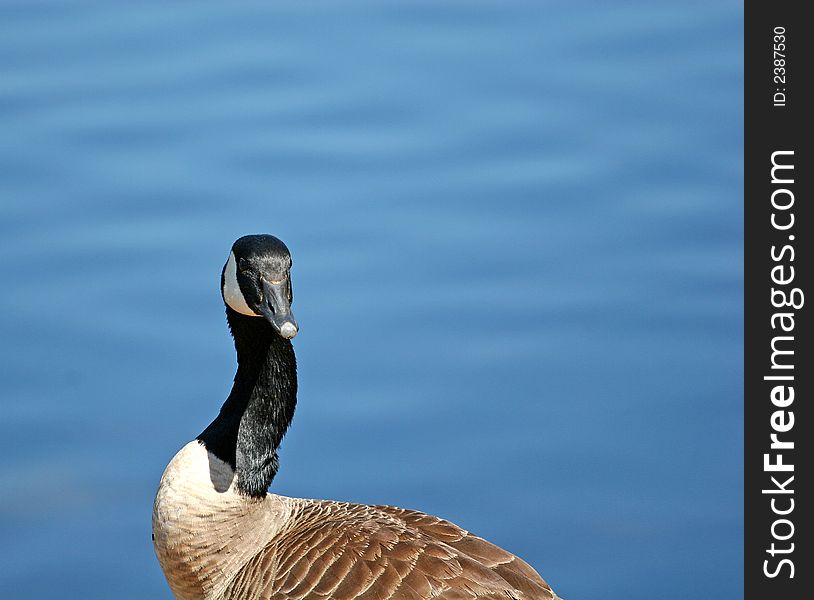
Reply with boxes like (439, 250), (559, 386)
(238, 258), (250, 273)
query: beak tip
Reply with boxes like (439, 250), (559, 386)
(280, 322), (298, 339)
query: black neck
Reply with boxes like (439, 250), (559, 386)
(197, 307), (297, 497)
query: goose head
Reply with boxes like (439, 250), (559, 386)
(221, 234), (298, 339)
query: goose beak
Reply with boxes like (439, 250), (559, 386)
(259, 278), (298, 339)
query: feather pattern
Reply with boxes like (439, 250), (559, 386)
(227, 499), (558, 600)
(154, 443), (557, 600)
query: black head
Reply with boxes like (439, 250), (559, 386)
(221, 234), (298, 339)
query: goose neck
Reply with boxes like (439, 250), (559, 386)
(197, 309), (297, 497)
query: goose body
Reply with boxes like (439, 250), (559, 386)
(152, 235), (559, 600)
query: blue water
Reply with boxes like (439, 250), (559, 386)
(0, 2), (742, 598)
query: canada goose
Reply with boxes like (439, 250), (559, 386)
(152, 234), (560, 600)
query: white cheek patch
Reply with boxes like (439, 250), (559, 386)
(223, 252), (260, 316)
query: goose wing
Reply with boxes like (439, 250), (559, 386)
(222, 500), (557, 600)
(372, 505), (556, 600)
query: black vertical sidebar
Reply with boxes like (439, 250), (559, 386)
(745, 2), (810, 599)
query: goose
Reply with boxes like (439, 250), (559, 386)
(152, 234), (560, 600)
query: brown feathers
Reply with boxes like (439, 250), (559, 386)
(217, 500), (557, 600)
(154, 444), (557, 599)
